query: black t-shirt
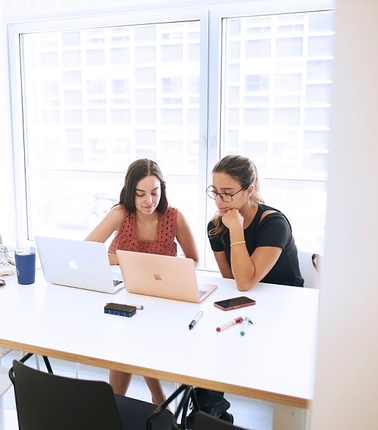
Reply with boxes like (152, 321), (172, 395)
(207, 204), (304, 287)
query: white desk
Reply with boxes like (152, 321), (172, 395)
(0, 270), (318, 430)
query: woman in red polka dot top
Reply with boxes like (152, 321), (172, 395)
(86, 158), (199, 405)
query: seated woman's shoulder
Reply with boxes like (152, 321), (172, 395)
(109, 204), (126, 218)
(260, 205), (279, 221)
(112, 203), (124, 211)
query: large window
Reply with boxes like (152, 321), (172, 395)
(9, 2), (334, 269)
(218, 11), (334, 260)
(17, 18), (204, 250)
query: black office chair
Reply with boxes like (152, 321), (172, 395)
(193, 411), (249, 430)
(9, 360), (173, 430)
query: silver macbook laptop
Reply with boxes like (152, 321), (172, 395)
(35, 236), (123, 294)
(116, 250), (217, 303)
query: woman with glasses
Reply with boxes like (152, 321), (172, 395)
(86, 158), (199, 404)
(207, 155), (303, 290)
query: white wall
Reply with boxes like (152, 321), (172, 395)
(310, 0), (378, 429)
(0, 0), (257, 21)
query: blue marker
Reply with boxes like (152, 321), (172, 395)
(240, 317), (253, 336)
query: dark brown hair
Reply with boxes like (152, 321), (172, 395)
(209, 155), (263, 239)
(118, 159), (168, 213)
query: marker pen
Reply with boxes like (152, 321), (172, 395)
(216, 316), (243, 332)
(129, 304), (144, 310)
(189, 311), (203, 330)
(240, 317), (253, 336)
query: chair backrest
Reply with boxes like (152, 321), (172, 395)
(10, 360), (123, 430)
(194, 411), (248, 430)
(297, 250), (321, 289)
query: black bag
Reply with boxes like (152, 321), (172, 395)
(186, 389), (232, 428)
(146, 384), (200, 430)
(146, 385), (232, 430)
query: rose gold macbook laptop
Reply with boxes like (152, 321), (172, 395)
(116, 250), (217, 303)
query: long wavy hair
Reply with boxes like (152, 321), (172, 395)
(118, 159), (168, 213)
(208, 155), (264, 240)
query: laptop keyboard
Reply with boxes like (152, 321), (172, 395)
(199, 290), (206, 297)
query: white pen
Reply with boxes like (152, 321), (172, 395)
(216, 316), (243, 332)
(188, 311), (203, 330)
(129, 304), (144, 310)
(240, 317), (253, 336)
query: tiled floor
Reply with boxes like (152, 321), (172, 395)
(1, 351), (273, 430)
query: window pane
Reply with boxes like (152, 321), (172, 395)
(20, 20), (201, 242)
(220, 10), (334, 254)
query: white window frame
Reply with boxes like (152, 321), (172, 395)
(7, 0), (335, 266)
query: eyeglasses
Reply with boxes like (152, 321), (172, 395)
(206, 185), (244, 203)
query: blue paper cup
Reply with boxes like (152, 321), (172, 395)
(15, 249), (36, 285)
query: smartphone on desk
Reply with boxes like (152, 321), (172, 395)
(214, 296), (256, 311)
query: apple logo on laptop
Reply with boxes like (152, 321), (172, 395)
(68, 259), (79, 270)
(153, 273), (162, 281)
